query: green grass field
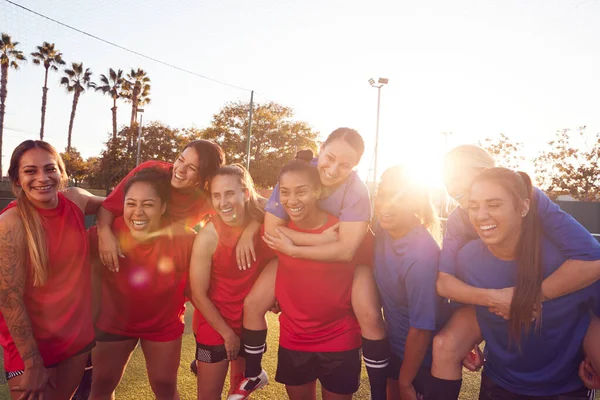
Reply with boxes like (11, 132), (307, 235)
(0, 307), (594, 399)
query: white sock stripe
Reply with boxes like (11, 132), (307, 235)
(244, 344), (266, 350)
(363, 356), (390, 364)
(244, 348), (266, 354)
(364, 361), (390, 369)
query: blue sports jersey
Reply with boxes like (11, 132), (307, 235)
(439, 188), (600, 276)
(266, 158), (371, 222)
(374, 224), (447, 367)
(456, 237), (595, 396)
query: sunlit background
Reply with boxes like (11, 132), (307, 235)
(1, 0), (599, 189)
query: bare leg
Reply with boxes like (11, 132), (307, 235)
(285, 381), (317, 400)
(242, 261), (277, 331)
(140, 337), (182, 400)
(197, 359), (229, 400)
(90, 339), (138, 400)
(431, 306), (482, 380)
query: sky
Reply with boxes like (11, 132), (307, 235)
(1, 0), (599, 185)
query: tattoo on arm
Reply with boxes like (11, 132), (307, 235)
(0, 221), (42, 365)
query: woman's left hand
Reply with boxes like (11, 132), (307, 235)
(263, 229), (296, 256)
(236, 230), (257, 271)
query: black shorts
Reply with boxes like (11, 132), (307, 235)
(195, 341), (247, 364)
(387, 354), (431, 396)
(95, 327), (137, 342)
(275, 347), (361, 395)
(5, 341), (96, 381)
(479, 373), (595, 400)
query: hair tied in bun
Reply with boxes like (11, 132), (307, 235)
(295, 149), (314, 162)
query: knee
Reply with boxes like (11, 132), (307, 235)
(354, 302), (385, 339)
(432, 332), (461, 364)
(243, 291), (269, 315)
(149, 377), (178, 399)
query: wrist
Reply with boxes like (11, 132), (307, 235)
(23, 353), (43, 368)
(398, 379), (413, 388)
(486, 289), (498, 308)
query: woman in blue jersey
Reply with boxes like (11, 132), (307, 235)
(454, 168), (595, 399)
(430, 145), (600, 398)
(229, 128), (389, 400)
(373, 166), (446, 400)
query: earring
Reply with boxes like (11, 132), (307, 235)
(521, 213), (527, 218)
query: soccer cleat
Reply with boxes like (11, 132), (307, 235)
(227, 370), (269, 400)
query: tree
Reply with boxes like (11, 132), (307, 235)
(96, 122), (185, 191)
(122, 68), (151, 129)
(201, 101), (319, 187)
(96, 68), (124, 140)
(61, 148), (87, 185)
(533, 127), (600, 201)
(60, 62), (95, 152)
(31, 42), (65, 140)
(0, 33), (26, 177)
(479, 133), (525, 170)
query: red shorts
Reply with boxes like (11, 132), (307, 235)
(194, 319), (241, 346)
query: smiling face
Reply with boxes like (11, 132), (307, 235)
(375, 173), (416, 233)
(171, 147), (203, 190)
(443, 164), (484, 209)
(17, 148), (64, 209)
(316, 139), (361, 187)
(210, 174), (248, 227)
(468, 179), (529, 250)
(123, 181), (167, 240)
(279, 171), (321, 224)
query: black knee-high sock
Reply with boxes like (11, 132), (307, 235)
(362, 337), (390, 400)
(243, 327), (267, 378)
(424, 376), (462, 400)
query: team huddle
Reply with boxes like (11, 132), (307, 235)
(0, 127), (599, 400)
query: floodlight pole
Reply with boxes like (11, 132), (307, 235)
(245, 90), (254, 171)
(136, 109), (145, 167)
(369, 78), (388, 185)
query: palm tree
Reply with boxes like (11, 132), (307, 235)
(31, 42), (65, 140)
(95, 68), (124, 140)
(0, 33), (26, 177)
(60, 62), (95, 152)
(121, 68), (151, 128)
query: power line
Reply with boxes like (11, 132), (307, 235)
(3, 0), (252, 93)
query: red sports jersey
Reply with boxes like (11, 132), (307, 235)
(92, 217), (195, 341)
(194, 217), (275, 345)
(102, 160), (213, 229)
(0, 193), (94, 371)
(276, 213), (373, 352)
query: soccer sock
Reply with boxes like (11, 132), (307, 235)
(425, 376), (462, 400)
(243, 327), (268, 378)
(362, 337), (390, 400)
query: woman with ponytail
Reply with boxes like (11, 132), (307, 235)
(231, 128), (390, 400)
(0, 140), (104, 399)
(430, 145), (600, 398)
(372, 166), (446, 400)
(448, 168), (596, 399)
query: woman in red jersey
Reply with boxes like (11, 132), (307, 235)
(96, 139), (227, 271)
(89, 167), (196, 400)
(0, 140), (104, 400)
(189, 165), (276, 399)
(272, 158), (371, 400)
